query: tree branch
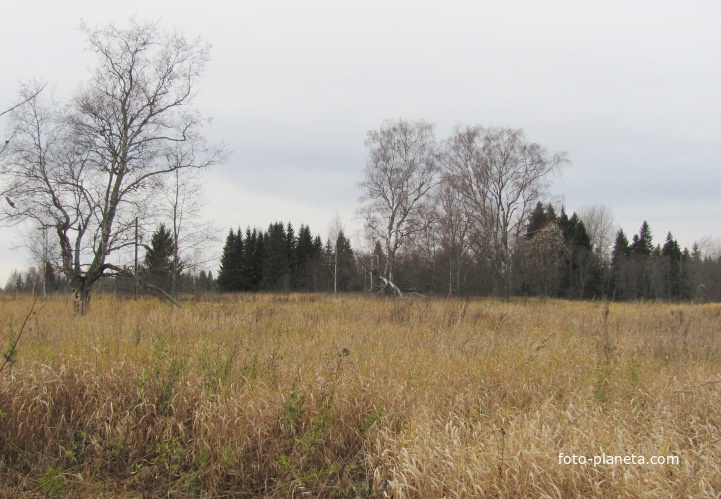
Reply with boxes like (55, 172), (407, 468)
(102, 263), (183, 309)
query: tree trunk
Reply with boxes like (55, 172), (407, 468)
(72, 280), (91, 315)
(378, 274), (403, 297)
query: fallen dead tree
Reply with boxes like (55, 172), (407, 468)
(376, 273), (404, 297)
(359, 255), (425, 298)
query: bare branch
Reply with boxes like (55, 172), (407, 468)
(102, 263), (182, 309)
(0, 82), (47, 120)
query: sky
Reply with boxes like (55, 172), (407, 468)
(1, 1), (720, 285)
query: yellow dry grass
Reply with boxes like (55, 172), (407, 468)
(0, 293), (720, 497)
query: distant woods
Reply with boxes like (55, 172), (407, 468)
(216, 223), (360, 293)
(365, 207), (721, 301)
(8, 211), (718, 302)
(349, 119), (721, 301)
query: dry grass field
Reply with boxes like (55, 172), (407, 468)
(0, 293), (720, 497)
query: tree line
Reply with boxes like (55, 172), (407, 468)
(353, 203), (721, 302)
(6, 211), (719, 302)
(216, 222), (360, 293)
(2, 223), (217, 297)
(610, 222), (718, 301)
(355, 119), (721, 301)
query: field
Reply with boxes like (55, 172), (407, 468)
(0, 294), (720, 497)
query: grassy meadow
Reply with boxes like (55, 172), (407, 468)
(0, 293), (720, 497)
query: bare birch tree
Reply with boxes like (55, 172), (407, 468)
(0, 20), (223, 313)
(436, 176), (471, 296)
(157, 152), (220, 296)
(327, 213), (344, 293)
(443, 125), (567, 296)
(578, 204), (615, 262)
(359, 119), (440, 290)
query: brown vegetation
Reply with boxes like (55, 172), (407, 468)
(0, 294), (720, 497)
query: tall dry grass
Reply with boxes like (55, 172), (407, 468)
(0, 293), (720, 497)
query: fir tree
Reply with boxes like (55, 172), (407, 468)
(239, 228), (251, 287)
(143, 224), (177, 293)
(286, 222), (298, 289)
(324, 237), (335, 292)
(217, 228), (244, 292)
(217, 229), (234, 291)
(631, 221), (654, 257)
(311, 234), (324, 291)
(43, 260), (58, 293)
(295, 225), (316, 291)
(262, 222), (290, 291)
(526, 202), (558, 239)
(552, 210), (597, 298)
(661, 232), (683, 299)
(526, 202), (547, 239)
(566, 213), (597, 298)
(335, 230), (358, 291)
(254, 229), (266, 290)
(611, 229), (630, 299)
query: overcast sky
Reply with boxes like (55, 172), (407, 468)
(1, 1), (720, 285)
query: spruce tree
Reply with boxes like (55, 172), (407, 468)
(611, 229), (630, 299)
(262, 222), (290, 291)
(336, 230), (358, 291)
(286, 222), (298, 289)
(631, 221), (654, 257)
(526, 203), (558, 240)
(636, 221), (655, 297)
(311, 234), (323, 290)
(198, 270), (209, 292)
(554, 210), (596, 298)
(324, 237), (335, 292)
(143, 224), (177, 293)
(568, 213), (597, 298)
(526, 202), (547, 239)
(295, 225), (315, 291)
(43, 260), (57, 293)
(217, 228), (244, 292)
(661, 232), (682, 299)
(240, 228), (256, 291)
(254, 229), (266, 290)
(243, 228), (262, 291)
(217, 229), (234, 291)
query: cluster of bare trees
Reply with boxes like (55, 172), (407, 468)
(0, 20), (223, 313)
(359, 119), (567, 296)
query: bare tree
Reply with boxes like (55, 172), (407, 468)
(14, 223), (62, 297)
(524, 222), (565, 297)
(578, 204), (616, 263)
(359, 119), (440, 290)
(0, 20), (223, 313)
(696, 236), (721, 261)
(327, 213), (344, 293)
(436, 175), (471, 297)
(157, 153), (221, 296)
(443, 125), (567, 296)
